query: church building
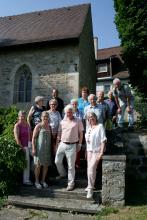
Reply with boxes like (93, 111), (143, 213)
(0, 4), (96, 108)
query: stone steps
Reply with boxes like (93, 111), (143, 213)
(8, 163), (102, 215)
(8, 186), (101, 214)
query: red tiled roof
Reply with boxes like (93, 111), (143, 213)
(0, 4), (90, 47)
(97, 46), (122, 60)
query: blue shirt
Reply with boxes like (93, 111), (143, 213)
(78, 97), (89, 118)
(105, 99), (117, 118)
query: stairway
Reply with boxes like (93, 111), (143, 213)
(8, 162), (102, 214)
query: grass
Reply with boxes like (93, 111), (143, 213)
(95, 177), (147, 220)
(0, 197), (6, 209)
(95, 206), (147, 220)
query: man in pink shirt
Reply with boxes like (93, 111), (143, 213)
(55, 104), (84, 191)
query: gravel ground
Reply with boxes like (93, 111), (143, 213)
(0, 205), (95, 220)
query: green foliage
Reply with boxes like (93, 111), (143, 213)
(96, 207), (119, 219)
(0, 106), (18, 138)
(0, 196), (6, 209)
(0, 106), (26, 196)
(134, 90), (147, 128)
(114, 0), (147, 96)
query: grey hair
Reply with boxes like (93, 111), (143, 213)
(108, 90), (113, 96)
(87, 112), (98, 124)
(70, 98), (78, 104)
(49, 99), (58, 105)
(64, 104), (73, 113)
(88, 94), (97, 102)
(34, 96), (44, 104)
(113, 78), (121, 84)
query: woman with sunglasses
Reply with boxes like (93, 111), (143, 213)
(47, 99), (62, 157)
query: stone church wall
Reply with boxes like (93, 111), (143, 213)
(0, 43), (80, 109)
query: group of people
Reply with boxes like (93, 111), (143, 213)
(13, 78), (134, 199)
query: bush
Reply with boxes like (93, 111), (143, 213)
(0, 106), (26, 196)
(134, 90), (147, 128)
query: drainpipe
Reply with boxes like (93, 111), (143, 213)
(110, 56), (112, 78)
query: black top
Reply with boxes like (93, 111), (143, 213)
(46, 97), (64, 118)
(31, 105), (46, 130)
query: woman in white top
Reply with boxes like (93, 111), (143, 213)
(85, 112), (106, 199)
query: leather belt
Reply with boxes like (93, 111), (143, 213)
(63, 142), (78, 145)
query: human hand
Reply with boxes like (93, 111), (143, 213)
(76, 144), (81, 153)
(97, 153), (102, 162)
(117, 107), (121, 114)
(112, 116), (116, 122)
(32, 148), (36, 156)
(126, 106), (131, 113)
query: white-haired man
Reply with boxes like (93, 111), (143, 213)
(112, 78), (134, 128)
(84, 94), (106, 131)
(55, 104), (84, 191)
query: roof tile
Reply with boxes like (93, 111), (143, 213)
(0, 4), (90, 47)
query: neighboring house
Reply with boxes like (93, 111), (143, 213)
(96, 46), (129, 95)
(0, 4), (96, 109)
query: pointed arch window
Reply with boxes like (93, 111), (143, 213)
(14, 65), (32, 103)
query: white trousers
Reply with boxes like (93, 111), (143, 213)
(87, 151), (100, 189)
(55, 142), (76, 187)
(23, 147), (30, 183)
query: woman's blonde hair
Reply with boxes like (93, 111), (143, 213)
(87, 112), (98, 124)
(41, 111), (49, 118)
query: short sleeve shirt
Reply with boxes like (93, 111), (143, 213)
(48, 110), (62, 134)
(78, 97), (90, 117)
(113, 84), (134, 105)
(59, 117), (84, 143)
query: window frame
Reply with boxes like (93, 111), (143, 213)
(14, 65), (32, 103)
(97, 63), (108, 73)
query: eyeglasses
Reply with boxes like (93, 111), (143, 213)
(50, 104), (56, 106)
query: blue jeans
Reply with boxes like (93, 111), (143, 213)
(117, 101), (134, 126)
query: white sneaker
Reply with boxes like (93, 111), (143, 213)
(85, 186), (95, 192)
(85, 187), (88, 192)
(41, 182), (48, 188)
(86, 189), (93, 199)
(66, 185), (75, 191)
(23, 181), (33, 186)
(35, 182), (42, 189)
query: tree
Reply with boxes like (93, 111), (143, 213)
(114, 0), (147, 96)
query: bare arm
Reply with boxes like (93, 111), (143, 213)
(32, 124), (40, 156)
(76, 131), (83, 153)
(27, 106), (35, 127)
(98, 141), (106, 160)
(14, 124), (23, 148)
(78, 131), (83, 145)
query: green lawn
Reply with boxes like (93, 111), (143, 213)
(95, 178), (147, 220)
(95, 205), (147, 220)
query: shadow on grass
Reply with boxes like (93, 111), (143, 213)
(125, 176), (147, 206)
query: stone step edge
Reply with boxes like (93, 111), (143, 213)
(18, 188), (101, 202)
(8, 197), (101, 215)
